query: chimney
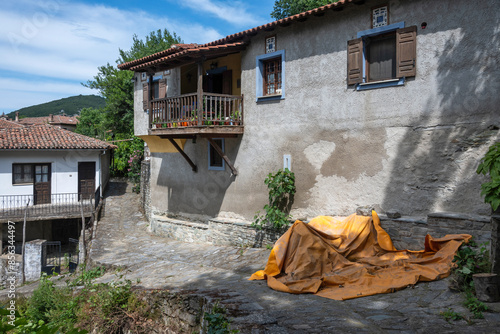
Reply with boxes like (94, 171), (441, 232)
(15, 112), (19, 122)
(49, 114), (54, 122)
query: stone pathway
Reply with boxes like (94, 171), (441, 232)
(89, 181), (500, 333)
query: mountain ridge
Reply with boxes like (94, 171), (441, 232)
(6, 95), (105, 118)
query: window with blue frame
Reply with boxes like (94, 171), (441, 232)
(256, 50), (285, 101)
(347, 22), (417, 90)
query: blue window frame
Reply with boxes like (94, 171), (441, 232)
(208, 138), (225, 171)
(256, 50), (285, 101)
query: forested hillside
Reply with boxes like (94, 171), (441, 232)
(7, 95), (105, 118)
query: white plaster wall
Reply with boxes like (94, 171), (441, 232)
(146, 0), (500, 219)
(0, 150), (103, 196)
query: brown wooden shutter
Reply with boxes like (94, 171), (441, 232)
(158, 79), (167, 99)
(347, 38), (363, 85)
(396, 26), (417, 78)
(222, 70), (232, 95)
(142, 83), (149, 110)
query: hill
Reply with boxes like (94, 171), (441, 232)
(7, 95), (105, 118)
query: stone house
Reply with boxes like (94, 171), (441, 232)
(0, 123), (115, 252)
(119, 0), (499, 245)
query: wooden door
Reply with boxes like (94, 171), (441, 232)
(34, 164), (51, 205)
(78, 162), (95, 201)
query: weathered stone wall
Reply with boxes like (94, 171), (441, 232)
(151, 214), (284, 247)
(24, 239), (44, 282)
(379, 213), (490, 251)
(149, 210), (491, 250)
(0, 254), (22, 287)
(140, 160), (151, 222)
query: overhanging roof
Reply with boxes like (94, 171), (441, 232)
(118, 0), (365, 72)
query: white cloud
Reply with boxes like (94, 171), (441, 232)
(0, 0), (227, 111)
(177, 0), (262, 26)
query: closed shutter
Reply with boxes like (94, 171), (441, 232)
(142, 83), (149, 110)
(159, 79), (167, 99)
(222, 70), (232, 95)
(396, 26), (417, 78)
(347, 38), (363, 85)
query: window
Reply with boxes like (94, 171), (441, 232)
(263, 57), (282, 95)
(366, 32), (396, 82)
(13, 163), (33, 184)
(347, 22), (416, 90)
(208, 138), (225, 170)
(256, 50), (285, 101)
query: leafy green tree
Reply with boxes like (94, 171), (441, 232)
(119, 29), (182, 63)
(271, 0), (337, 20)
(75, 107), (106, 139)
(82, 29), (182, 176)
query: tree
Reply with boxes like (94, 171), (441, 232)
(271, 0), (337, 20)
(81, 29), (182, 177)
(83, 29), (182, 136)
(75, 107), (106, 139)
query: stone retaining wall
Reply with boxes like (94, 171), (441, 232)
(140, 160), (151, 222)
(379, 213), (491, 250)
(150, 211), (491, 250)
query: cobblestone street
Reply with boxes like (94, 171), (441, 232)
(67, 181), (500, 332)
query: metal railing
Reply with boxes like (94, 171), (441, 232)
(0, 193), (94, 220)
(150, 92), (243, 129)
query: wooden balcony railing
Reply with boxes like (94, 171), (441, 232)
(150, 93), (243, 129)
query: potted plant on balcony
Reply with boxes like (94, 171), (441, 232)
(231, 110), (241, 125)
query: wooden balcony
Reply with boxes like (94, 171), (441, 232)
(149, 92), (244, 138)
(0, 192), (99, 223)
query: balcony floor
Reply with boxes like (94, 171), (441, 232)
(149, 125), (244, 138)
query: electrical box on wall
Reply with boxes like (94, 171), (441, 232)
(283, 154), (291, 170)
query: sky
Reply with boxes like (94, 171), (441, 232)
(0, 0), (275, 115)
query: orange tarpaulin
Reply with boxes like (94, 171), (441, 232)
(250, 212), (471, 300)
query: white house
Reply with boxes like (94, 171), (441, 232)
(0, 122), (115, 251)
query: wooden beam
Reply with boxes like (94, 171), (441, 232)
(168, 138), (198, 172)
(207, 138), (238, 176)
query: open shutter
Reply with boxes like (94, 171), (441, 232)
(347, 38), (363, 85)
(158, 79), (167, 99)
(396, 26), (417, 78)
(142, 83), (149, 110)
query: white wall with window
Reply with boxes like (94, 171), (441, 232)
(0, 150), (102, 197)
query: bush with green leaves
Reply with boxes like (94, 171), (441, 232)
(452, 240), (490, 291)
(449, 239), (490, 319)
(204, 302), (238, 334)
(253, 168), (296, 230)
(477, 141), (500, 211)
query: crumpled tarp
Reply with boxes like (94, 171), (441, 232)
(250, 212), (471, 300)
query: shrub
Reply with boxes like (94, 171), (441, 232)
(253, 168), (296, 230)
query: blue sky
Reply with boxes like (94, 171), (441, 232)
(0, 0), (275, 115)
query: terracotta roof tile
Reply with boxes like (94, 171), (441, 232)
(0, 124), (116, 150)
(119, 0), (354, 71)
(18, 115), (79, 126)
(0, 119), (24, 129)
(128, 42), (246, 71)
